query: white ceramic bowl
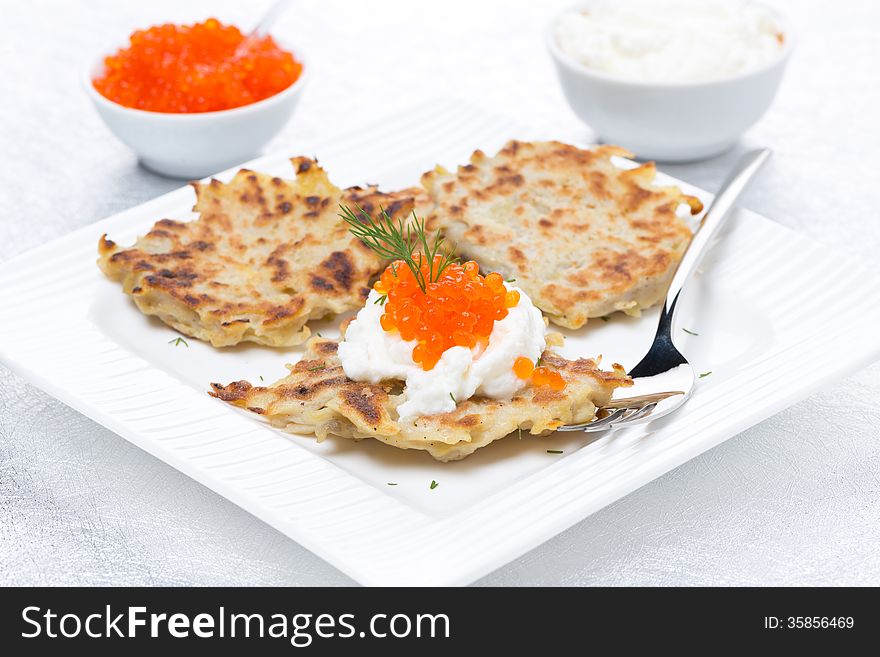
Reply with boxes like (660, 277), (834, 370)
(546, 4), (793, 162)
(83, 44), (308, 179)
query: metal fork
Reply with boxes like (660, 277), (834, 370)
(558, 148), (772, 433)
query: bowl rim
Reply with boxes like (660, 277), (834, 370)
(546, 0), (794, 89)
(83, 34), (308, 120)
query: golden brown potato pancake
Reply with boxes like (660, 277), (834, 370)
(210, 337), (631, 461)
(421, 140), (703, 329)
(98, 158), (422, 347)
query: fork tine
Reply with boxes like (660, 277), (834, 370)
(557, 398), (662, 433)
(556, 389), (685, 433)
(557, 407), (630, 432)
(621, 402), (657, 423)
(603, 391), (684, 408)
(580, 406), (655, 432)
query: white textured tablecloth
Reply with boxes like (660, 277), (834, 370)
(2, 0), (879, 586)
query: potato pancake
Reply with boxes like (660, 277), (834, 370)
(210, 337), (631, 461)
(98, 158), (422, 347)
(421, 141), (703, 328)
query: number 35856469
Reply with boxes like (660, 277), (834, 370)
(765, 617), (854, 629)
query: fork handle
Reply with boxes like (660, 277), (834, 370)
(664, 148), (772, 315)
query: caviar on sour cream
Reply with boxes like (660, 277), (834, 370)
(338, 287), (547, 420)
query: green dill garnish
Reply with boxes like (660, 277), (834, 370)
(546, 449), (563, 454)
(517, 427), (523, 440)
(699, 371), (712, 378)
(536, 358), (542, 367)
(600, 316), (610, 322)
(259, 375), (264, 382)
(308, 364), (326, 372)
(682, 328), (699, 336)
(505, 277), (516, 283)
(316, 332), (323, 337)
(374, 294), (388, 305)
(449, 392), (456, 403)
(387, 482), (398, 486)
(339, 204), (458, 293)
(430, 480), (439, 490)
(168, 337), (189, 348)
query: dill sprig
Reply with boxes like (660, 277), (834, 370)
(339, 203), (457, 293)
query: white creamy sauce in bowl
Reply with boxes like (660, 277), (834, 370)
(555, 0), (785, 83)
(338, 287), (547, 420)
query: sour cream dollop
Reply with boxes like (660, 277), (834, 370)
(338, 287), (546, 420)
(555, 0), (785, 83)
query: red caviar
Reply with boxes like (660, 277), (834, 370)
(532, 366), (566, 391)
(375, 258), (567, 390)
(93, 19), (302, 113)
(375, 256), (518, 371)
(514, 356), (566, 390)
(513, 356), (535, 380)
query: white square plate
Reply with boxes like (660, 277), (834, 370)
(3, 99), (880, 586)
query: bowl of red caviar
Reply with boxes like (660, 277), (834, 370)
(84, 18), (307, 179)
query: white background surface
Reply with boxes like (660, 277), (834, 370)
(1, 0), (878, 586)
